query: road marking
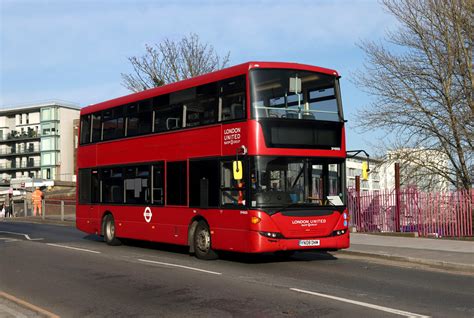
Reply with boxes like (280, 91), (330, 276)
(0, 237), (19, 243)
(46, 243), (101, 254)
(0, 304), (29, 318)
(290, 288), (430, 318)
(138, 259), (222, 275)
(0, 291), (60, 318)
(0, 231), (43, 241)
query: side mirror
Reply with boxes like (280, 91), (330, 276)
(233, 161), (243, 180)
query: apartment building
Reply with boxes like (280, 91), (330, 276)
(346, 156), (381, 192)
(346, 149), (450, 192)
(378, 149), (450, 191)
(0, 101), (80, 185)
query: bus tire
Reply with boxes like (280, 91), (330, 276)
(193, 221), (218, 260)
(103, 214), (121, 246)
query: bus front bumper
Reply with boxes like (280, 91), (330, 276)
(247, 231), (350, 253)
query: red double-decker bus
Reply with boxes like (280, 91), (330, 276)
(76, 61), (349, 259)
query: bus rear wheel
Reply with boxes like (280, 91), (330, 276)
(103, 214), (121, 246)
(193, 221), (218, 260)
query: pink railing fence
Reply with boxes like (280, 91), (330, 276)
(347, 189), (473, 237)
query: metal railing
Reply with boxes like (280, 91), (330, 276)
(5, 198), (76, 221)
(0, 160), (41, 169)
(0, 131), (41, 142)
(347, 188), (473, 237)
(0, 146), (41, 155)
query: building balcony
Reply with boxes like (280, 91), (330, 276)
(0, 160), (41, 172)
(0, 130), (41, 143)
(0, 146), (41, 157)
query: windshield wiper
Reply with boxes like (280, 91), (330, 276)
(290, 164), (305, 189)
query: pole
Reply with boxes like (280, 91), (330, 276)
(61, 200), (64, 221)
(42, 199), (45, 221)
(395, 162), (401, 232)
(355, 175), (361, 231)
(23, 199), (27, 217)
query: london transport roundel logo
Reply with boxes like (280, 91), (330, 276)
(144, 207), (152, 223)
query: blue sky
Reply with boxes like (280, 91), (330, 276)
(0, 0), (398, 151)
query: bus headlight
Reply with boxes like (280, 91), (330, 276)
(332, 229), (347, 236)
(259, 231), (283, 239)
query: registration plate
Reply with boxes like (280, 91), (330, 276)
(299, 239), (320, 247)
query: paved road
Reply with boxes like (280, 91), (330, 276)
(0, 222), (473, 317)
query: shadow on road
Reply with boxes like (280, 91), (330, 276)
(218, 250), (338, 264)
(82, 234), (339, 264)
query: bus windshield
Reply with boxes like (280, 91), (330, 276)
(250, 69), (342, 121)
(250, 156), (345, 209)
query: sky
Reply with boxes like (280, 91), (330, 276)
(0, 0), (399, 152)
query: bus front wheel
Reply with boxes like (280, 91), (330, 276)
(103, 214), (121, 246)
(193, 221), (218, 260)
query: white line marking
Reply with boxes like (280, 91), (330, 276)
(138, 259), (222, 275)
(290, 288), (430, 318)
(0, 231), (43, 241)
(46, 243), (101, 254)
(0, 237), (19, 243)
(0, 304), (29, 318)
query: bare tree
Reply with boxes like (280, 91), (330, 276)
(121, 33), (230, 92)
(355, 0), (473, 190)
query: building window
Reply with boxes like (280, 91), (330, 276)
(41, 108), (51, 121)
(41, 152), (56, 165)
(41, 137), (56, 151)
(348, 168), (355, 177)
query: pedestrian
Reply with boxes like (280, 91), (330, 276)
(0, 203), (4, 218)
(5, 193), (12, 218)
(32, 187), (44, 216)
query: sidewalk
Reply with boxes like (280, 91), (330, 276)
(1, 215), (75, 225)
(339, 233), (474, 274)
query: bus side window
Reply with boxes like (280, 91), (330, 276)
(189, 160), (219, 208)
(187, 82), (218, 127)
(154, 94), (184, 132)
(102, 107), (124, 141)
(91, 112), (102, 142)
(166, 161), (187, 206)
(80, 115), (91, 144)
(220, 161), (246, 207)
(124, 165), (150, 204)
(152, 163), (164, 205)
(101, 168), (124, 204)
(220, 75), (246, 122)
(78, 169), (91, 203)
(126, 100), (153, 137)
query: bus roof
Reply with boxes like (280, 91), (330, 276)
(81, 61), (339, 115)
